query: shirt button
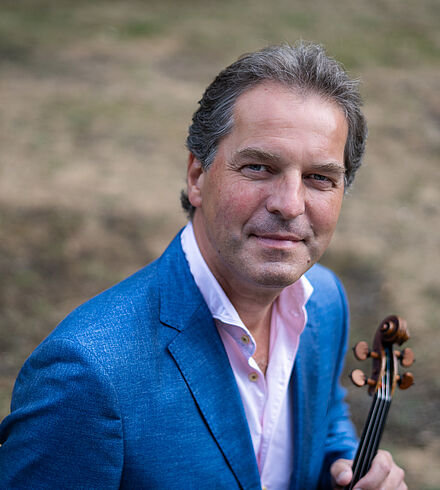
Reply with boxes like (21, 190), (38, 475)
(240, 334), (250, 344)
(248, 372), (259, 382)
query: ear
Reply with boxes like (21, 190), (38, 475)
(187, 153), (205, 208)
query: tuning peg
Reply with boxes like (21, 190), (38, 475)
(350, 369), (376, 388)
(397, 372), (414, 390)
(353, 341), (380, 361)
(395, 347), (415, 367)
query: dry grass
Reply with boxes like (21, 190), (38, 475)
(0, 1), (439, 487)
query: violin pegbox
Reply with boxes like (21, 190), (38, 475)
(345, 315), (415, 489)
(349, 315), (415, 395)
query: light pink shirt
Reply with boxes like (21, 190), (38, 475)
(181, 223), (313, 490)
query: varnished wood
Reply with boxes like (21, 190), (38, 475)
(345, 315), (414, 489)
(398, 372), (414, 390)
(395, 347), (415, 367)
(350, 369), (366, 387)
(353, 341), (369, 361)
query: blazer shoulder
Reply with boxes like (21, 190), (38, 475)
(305, 263), (347, 304)
(303, 262), (350, 353)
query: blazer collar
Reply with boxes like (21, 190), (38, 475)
(290, 292), (324, 489)
(158, 231), (204, 332)
(158, 232), (261, 489)
(291, 321), (315, 488)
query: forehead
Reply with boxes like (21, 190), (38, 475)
(224, 82), (348, 157)
(233, 81), (345, 128)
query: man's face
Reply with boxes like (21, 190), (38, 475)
(188, 82), (348, 297)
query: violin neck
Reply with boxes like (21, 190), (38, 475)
(345, 393), (392, 489)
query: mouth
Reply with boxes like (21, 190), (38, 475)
(251, 233), (304, 249)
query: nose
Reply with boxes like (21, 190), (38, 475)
(265, 173), (305, 219)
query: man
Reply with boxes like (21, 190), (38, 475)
(0, 43), (406, 489)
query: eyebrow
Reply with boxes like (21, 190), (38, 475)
(232, 147), (283, 165)
(233, 147), (346, 176)
(309, 161), (346, 176)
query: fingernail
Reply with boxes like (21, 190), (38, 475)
(336, 470), (351, 483)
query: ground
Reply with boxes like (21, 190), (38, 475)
(0, 1), (439, 487)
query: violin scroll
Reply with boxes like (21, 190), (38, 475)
(379, 315), (409, 345)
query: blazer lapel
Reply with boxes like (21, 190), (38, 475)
(158, 234), (261, 490)
(290, 299), (321, 489)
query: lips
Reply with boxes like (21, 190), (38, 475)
(250, 233), (306, 250)
(253, 233), (303, 242)
(246, 220), (310, 247)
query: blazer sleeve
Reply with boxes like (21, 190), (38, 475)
(319, 273), (358, 488)
(0, 337), (124, 489)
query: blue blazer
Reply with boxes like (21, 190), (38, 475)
(0, 232), (357, 489)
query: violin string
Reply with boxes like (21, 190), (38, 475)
(358, 383), (385, 478)
(349, 391), (381, 486)
(362, 349), (392, 475)
(372, 348), (392, 454)
(347, 346), (393, 489)
(374, 348), (393, 451)
(367, 357), (390, 469)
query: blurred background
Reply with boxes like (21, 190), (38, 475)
(0, 0), (438, 487)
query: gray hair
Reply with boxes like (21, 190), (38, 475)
(181, 41), (367, 218)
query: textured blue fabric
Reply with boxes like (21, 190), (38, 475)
(0, 231), (357, 489)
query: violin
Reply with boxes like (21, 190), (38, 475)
(345, 315), (414, 489)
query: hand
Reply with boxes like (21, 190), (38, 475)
(330, 450), (407, 489)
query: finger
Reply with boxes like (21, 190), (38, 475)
(384, 462), (406, 490)
(355, 468), (407, 490)
(353, 450), (401, 489)
(330, 458), (353, 488)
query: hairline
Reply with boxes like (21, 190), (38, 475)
(203, 80), (350, 172)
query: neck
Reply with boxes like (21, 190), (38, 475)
(190, 215), (284, 373)
(216, 276), (278, 376)
(205, 258), (281, 333)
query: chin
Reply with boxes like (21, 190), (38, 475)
(250, 267), (306, 289)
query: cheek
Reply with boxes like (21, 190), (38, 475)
(309, 194), (343, 235)
(214, 182), (261, 222)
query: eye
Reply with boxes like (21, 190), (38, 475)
(245, 164), (268, 172)
(310, 174), (330, 182)
(241, 163), (272, 178)
(305, 173), (335, 189)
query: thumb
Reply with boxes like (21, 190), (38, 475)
(330, 458), (353, 488)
